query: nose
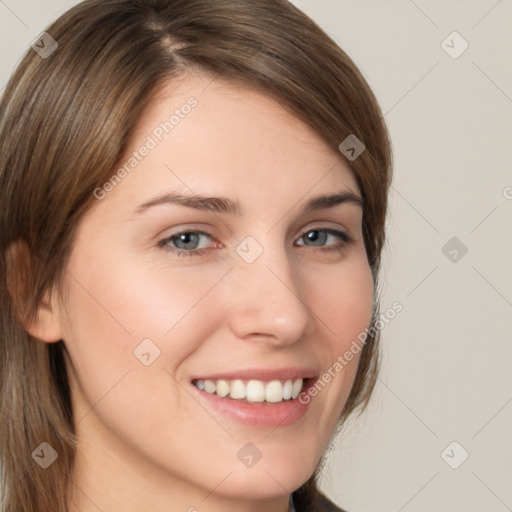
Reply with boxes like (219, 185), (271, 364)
(224, 242), (316, 346)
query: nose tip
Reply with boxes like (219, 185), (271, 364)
(225, 261), (315, 345)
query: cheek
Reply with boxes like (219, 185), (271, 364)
(60, 245), (231, 379)
(312, 254), (374, 352)
(59, 248), (230, 458)
(302, 254), (374, 418)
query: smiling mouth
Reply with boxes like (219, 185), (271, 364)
(191, 377), (312, 404)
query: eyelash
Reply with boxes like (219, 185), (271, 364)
(157, 228), (354, 258)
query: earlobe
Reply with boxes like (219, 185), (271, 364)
(6, 240), (64, 343)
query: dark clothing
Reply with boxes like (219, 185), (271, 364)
(316, 492), (347, 512)
(291, 490), (347, 512)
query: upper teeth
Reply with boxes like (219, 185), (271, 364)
(194, 378), (304, 403)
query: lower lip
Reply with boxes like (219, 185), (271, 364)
(190, 380), (316, 427)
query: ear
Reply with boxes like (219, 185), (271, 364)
(6, 240), (64, 343)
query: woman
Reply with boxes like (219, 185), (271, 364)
(0, 1), (392, 511)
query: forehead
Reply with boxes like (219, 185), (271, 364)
(98, 70), (360, 216)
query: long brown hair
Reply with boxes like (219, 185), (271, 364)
(0, 1), (392, 510)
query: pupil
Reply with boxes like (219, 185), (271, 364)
(177, 233), (198, 249)
(307, 230), (325, 246)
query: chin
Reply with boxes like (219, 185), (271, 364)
(211, 449), (318, 500)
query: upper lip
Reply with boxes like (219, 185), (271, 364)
(190, 367), (318, 382)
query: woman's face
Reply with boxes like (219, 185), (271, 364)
(55, 71), (374, 510)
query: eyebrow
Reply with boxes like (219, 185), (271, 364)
(134, 189), (364, 216)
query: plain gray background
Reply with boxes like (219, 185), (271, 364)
(1, 1), (511, 511)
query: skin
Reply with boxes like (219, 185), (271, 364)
(31, 69), (374, 512)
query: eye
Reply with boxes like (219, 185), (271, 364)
(157, 230), (219, 258)
(295, 228), (353, 252)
